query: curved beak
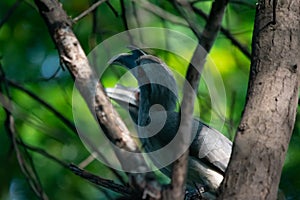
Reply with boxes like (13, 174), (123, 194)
(105, 84), (140, 122)
(106, 48), (145, 108)
(105, 84), (139, 108)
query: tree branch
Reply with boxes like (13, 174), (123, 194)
(69, 164), (134, 197)
(219, 0), (300, 198)
(6, 79), (77, 134)
(0, 64), (49, 200)
(72, 0), (108, 23)
(191, 5), (251, 59)
(120, 0), (134, 44)
(4, 78), (128, 187)
(131, 0), (188, 26)
(164, 1), (228, 199)
(133, 0), (251, 59)
(34, 0), (160, 198)
(0, 0), (23, 28)
(16, 138), (125, 199)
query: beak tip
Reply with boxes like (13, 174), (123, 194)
(107, 55), (120, 65)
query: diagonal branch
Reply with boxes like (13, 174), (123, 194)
(2, 77), (128, 186)
(6, 79), (77, 134)
(0, 0), (23, 28)
(72, 0), (108, 23)
(16, 139), (126, 199)
(191, 5), (251, 59)
(131, 0), (187, 26)
(134, 0), (251, 59)
(33, 0), (160, 198)
(165, 0), (229, 199)
(0, 64), (49, 200)
(69, 164), (134, 197)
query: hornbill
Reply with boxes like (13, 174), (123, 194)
(106, 48), (232, 198)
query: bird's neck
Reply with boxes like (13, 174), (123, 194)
(138, 84), (177, 126)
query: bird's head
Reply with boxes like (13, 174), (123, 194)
(108, 49), (178, 112)
(108, 48), (145, 69)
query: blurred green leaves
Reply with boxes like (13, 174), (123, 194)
(0, 0), (299, 199)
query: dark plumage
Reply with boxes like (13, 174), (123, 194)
(107, 49), (232, 197)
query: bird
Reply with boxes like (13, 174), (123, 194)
(107, 48), (232, 198)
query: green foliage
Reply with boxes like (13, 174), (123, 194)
(0, 0), (299, 199)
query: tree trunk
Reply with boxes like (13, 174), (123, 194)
(219, 0), (299, 199)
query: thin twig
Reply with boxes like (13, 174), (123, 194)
(120, 0), (134, 44)
(191, 5), (251, 59)
(131, 1), (144, 43)
(167, 0), (229, 199)
(73, 0), (108, 23)
(131, 0), (188, 26)
(120, 0), (129, 30)
(19, 136), (119, 180)
(6, 79), (77, 134)
(106, 1), (119, 17)
(0, 64), (49, 200)
(40, 66), (61, 81)
(0, 0), (23, 28)
(227, 91), (237, 140)
(133, 0), (251, 59)
(7, 115), (48, 199)
(2, 71), (127, 191)
(69, 164), (134, 196)
(19, 139), (45, 195)
(16, 139), (121, 199)
(17, 140), (69, 168)
(171, 0), (203, 39)
(79, 154), (96, 168)
(34, 0), (160, 198)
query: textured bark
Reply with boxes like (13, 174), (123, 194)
(219, 0), (300, 199)
(167, 1), (228, 199)
(34, 0), (161, 198)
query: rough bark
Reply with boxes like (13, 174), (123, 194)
(167, 1), (228, 199)
(33, 0), (161, 198)
(219, 0), (299, 199)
